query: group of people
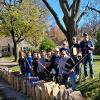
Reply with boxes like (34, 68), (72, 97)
(18, 32), (94, 91)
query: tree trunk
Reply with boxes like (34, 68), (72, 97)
(42, 0), (81, 49)
(11, 27), (17, 61)
(13, 41), (17, 61)
(63, 16), (77, 48)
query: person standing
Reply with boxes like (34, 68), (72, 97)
(45, 51), (52, 81)
(18, 51), (27, 76)
(26, 51), (33, 77)
(51, 48), (61, 83)
(71, 37), (81, 80)
(32, 52), (38, 77)
(37, 50), (46, 80)
(80, 33), (95, 80)
(60, 40), (70, 55)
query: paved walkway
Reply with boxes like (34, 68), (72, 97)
(0, 58), (18, 67)
(0, 58), (30, 100)
(0, 78), (30, 100)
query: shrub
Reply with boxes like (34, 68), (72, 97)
(39, 37), (57, 52)
(94, 29), (100, 55)
(3, 53), (12, 57)
(77, 78), (100, 100)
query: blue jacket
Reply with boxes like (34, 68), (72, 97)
(26, 56), (33, 71)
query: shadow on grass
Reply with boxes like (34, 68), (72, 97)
(94, 59), (100, 62)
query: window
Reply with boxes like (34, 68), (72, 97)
(2, 47), (8, 53)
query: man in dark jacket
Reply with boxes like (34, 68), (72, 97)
(80, 33), (94, 80)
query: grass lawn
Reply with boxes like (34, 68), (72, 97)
(4, 56), (14, 61)
(77, 55), (100, 100)
(11, 66), (21, 72)
(94, 58), (100, 78)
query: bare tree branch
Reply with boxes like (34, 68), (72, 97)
(70, 0), (76, 11)
(17, 38), (24, 43)
(16, 32), (24, 43)
(64, 0), (70, 11)
(59, 0), (69, 16)
(42, 0), (67, 34)
(0, 0), (6, 6)
(77, 11), (87, 23)
(76, 2), (89, 23)
(88, 6), (100, 14)
(75, 0), (81, 17)
(71, 0), (77, 18)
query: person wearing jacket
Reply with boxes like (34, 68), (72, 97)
(80, 33), (95, 80)
(37, 50), (46, 80)
(26, 51), (33, 77)
(51, 48), (61, 83)
(58, 50), (76, 91)
(18, 51), (27, 76)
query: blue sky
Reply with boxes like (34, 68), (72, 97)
(47, 0), (100, 28)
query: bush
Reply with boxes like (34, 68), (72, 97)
(39, 37), (57, 52)
(77, 78), (100, 100)
(94, 29), (100, 55)
(3, 53), (12, 57)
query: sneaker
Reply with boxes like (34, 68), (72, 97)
(76, 75), (79, 80)
(76, 75), (79, 82)
(91, 76), (94, 79)
(84, 77), (88, 80)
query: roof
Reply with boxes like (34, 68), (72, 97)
(18, 40), (32, 47)
(0, 36), (32, 48)
(0, 37), (13, 47)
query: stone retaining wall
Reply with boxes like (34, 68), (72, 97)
(0, 66), (86, 100)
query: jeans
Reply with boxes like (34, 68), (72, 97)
(69, 71), (76, 91)
(75, 63), (81, 76)
(61, 71), (76, 91)
(84, 53), (94, 78)
(27, 69), (33, 77)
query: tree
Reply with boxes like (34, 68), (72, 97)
(21, 0), (49, 48)
(87, 6), (100, 14)
(26, 28), (46, 49)
(42, 0), (88, 48)
(40, 37), (57, 52)
(42, 0), (100, 48)
(79, 14), (100, 35)
(48, 25), (65, 44)
(0, 6), (26, 61)
(95, 28), (100, 55)
(0, 0), (49, 61)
